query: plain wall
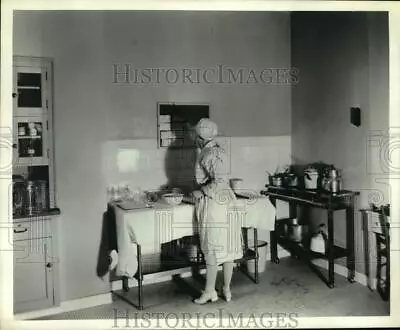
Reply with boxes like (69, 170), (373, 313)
(13, 11), (292, 301)
(102, 11), (291, 139)
(291, 12), (389, 274)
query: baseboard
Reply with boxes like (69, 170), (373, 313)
(14, 292), (112, 320)
(14, 252), (368, 320)
(311, 258), (368, 286)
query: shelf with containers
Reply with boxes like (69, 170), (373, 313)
(261, 186), (359, 289)
(13, 116), (49, 166)
(13, 56), (56, 211)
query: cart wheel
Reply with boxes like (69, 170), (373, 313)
(328, 283), (334, 289)
(273, 258), (280, 264)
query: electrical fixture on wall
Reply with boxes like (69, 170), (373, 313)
(350, 107), (361, 127)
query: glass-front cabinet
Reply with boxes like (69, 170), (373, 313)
(13, 57), (52, 167)
(12, 57), (59, 314)
(13, 56), (55, 208)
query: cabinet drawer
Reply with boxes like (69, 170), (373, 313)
(13, 219), (52, 241)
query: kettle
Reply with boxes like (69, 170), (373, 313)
(322, 167), (342, 193)
(310, 224), (327, 254)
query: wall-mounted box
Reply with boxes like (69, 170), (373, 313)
(157, 103), (210, 148)
(350, 107), (361, 127)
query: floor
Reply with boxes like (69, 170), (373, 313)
(37, 257), (390, 320)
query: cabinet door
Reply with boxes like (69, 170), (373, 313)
(13, 61), (50, 117)
(13, 116), (49, 166)
(13, 237), (54, 313)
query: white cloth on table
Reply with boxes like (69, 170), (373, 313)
(113, 196), (276, 278)
(234, 195), (276, 232)
(114, 202), (194, 278)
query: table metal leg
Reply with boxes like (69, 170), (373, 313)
(269, 197), (279, 264)
(137, 244), (144, 310)
(346, 199), (356, 283)
(254, 228), (259, 284)
(369, 231), (377, 290)
(122, 277), (129, 292)
(327, 208), (335, 288)
(270, 230), (279, 264)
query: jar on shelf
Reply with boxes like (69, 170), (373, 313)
(25, 181), (38, 215)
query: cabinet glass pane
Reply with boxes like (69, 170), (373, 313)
(18, 89), (42, 108)
(17, 122), (43, 157)
(17, 73), (42, 108)
(18, 73), (42, 87)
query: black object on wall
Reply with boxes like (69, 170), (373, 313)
(158, 103), (210, 148)
(350, 107), (361, 127)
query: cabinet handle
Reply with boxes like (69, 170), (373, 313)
(46, 262), (53, 268)
(12, 92), (17, 98)
(14, 228), (27, 233)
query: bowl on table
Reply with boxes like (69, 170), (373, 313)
(162, 193), (184, 206)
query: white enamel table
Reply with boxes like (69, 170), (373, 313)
(113, 194), (276, 279)
(111, 193), (276, 309)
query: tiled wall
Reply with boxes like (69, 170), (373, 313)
(102, 135), (291, 243)
(102, 135), (291, 194)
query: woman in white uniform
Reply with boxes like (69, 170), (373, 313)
(192, 118), (243, 304)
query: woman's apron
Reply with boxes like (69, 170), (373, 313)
(195, 142), (243, 265)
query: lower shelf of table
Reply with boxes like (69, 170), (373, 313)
(130, 248), (258, 278)
(276, 236), (348, 260)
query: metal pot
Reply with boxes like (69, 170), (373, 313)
(304, 170), (318, 189)
(272, 176), (283, 187)
(286, 174), (298, 187)
(322, 172), (342, 193)
(287, 219), (307, 242)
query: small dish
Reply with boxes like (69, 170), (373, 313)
(162, 193), (184, 205)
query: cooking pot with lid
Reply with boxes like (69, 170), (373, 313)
(287, 218), (307, 242)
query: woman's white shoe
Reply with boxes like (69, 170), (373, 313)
(222, 287), (232, 302)
(193, 290), (218, 304)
